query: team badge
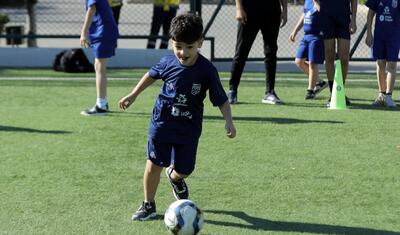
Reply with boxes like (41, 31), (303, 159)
(392, 0), (397, 8)
(191, 83), (201, 95)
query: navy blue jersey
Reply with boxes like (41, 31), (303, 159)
(86, 0), (118, 44)
(303, 0), (322, 35)
(366, 0), (400, 40)
(148, 54), (228, 144)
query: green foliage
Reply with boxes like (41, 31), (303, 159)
(0, 13), (10, 24)
(0, 73), (400, 234)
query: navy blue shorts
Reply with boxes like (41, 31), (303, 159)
(296, 34), (325, 64)
(91, 39), (117, 59)
(147, 138), (199, 175)
(321, 14), (350, 40)
(372, 36), (400, 62)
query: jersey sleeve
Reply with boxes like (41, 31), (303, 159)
(87, 0), (97, 7)
(365, 0), (377, 11)
(148, 56), (168, 80)
(208, 67), (228, 106)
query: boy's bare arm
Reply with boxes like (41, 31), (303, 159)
(350, 0), (358, 34)
(290, 14), (304, 42)
(218, 101), (236, 138)
(80, 5), (96, 47)
(118, 72), (156, 110)
(280, 0), (288, 27)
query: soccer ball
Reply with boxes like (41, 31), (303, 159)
(164, 199), (204, 235)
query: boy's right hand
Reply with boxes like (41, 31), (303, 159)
(118, 95), (136, 110)
(289, 31), (296, 42)
(365, 34), (372, 48)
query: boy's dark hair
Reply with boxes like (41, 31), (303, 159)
(169, 13), (203, 43)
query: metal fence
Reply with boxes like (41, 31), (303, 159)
(0, 0), (373, 61)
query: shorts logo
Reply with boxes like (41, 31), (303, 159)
(191, 83), (201, 95)
(392, 0), (397, 8)
(150, 151), (156, 159)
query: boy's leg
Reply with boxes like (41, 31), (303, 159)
(376, 60), (387, 93)
(143, 160), (163, 202)
(337, 38), (350, 83)
(384, 61), (397, 107)
(309, 63), (319, 91)
(324, 39), (336, 88)
(80, 58), (109, 116)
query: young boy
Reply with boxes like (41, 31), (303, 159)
(80, 0), (119, 116)
(118, 13), (236, 221)
(290, 0), (327, 99)
(365, 0), (400, 108)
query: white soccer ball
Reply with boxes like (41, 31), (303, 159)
(164, 199), (204, 235)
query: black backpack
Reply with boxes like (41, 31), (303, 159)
(53, 48), (95, 73)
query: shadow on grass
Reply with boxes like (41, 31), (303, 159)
(0, 125), (71, 134)
(203, 115), (344, 124)
(205, 210), (400, 235)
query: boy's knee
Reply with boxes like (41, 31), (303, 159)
(294, 59), (302, 68)
(387, 62), (397, 73)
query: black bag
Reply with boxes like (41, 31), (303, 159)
(53, 48), (95, 73)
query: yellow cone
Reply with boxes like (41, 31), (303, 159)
(329, 60), (346, 110)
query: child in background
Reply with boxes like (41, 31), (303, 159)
(118, 13), (236, 221)
(80, 0), (119, 116)
(290, 0), (327, 99)
(365, 0), (400, 107)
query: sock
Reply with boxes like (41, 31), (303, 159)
(380, 91), (386, 95)
(96, 98), (108, 109)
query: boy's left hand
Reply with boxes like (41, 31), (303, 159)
(225, 123), (236, 138)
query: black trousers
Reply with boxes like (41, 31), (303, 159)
(229, 15), (281, 94)
(147, 6), (178, 49)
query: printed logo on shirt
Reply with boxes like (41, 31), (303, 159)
(191, 83), (201, 95)
(167, 82), (174, 91)
(392, 0), (397, 8)
(177, 94), (187, 104)
(171, 106), (180, 116)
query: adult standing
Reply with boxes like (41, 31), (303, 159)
(147, 0), (180, 49)
(313, 0), (358, 106)
(227, 0), (288, 105)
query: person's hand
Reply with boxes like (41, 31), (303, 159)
(118, 94), (136, 110)
(349, 19), (357, 34)
(289, 31), (297, 42)
(236, 8), (247, 25)
(80, 33), (90, 48)
(313, 0), (320, 11)
(365, 33), (372, 48)
(225, 122), (236, 138)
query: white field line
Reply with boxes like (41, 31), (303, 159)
(0, 76), (377, 83)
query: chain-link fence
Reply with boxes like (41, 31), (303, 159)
(0, 0), (373, 61)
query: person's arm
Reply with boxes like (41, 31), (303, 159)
(289, 14), (304, 42)
(365, 9), (375, 48)
(349, 0), (358, 34)
(280, 0), (288, 28)
(118, 72), (157, 110)
(218, 101), (236, 138)
(235, 0), (247, 24)
(80, 5), (96, 48)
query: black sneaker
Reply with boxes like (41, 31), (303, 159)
(132, 201), (157, 221)
(314, 80), (328, 94)
(345, 96), (351, 105)
(305, 90), (316, 100)
(80, 104), (109, 116)
(227, 90), (238, 104)
(166, 166), (189, 200)
(327, 96), (351, 108)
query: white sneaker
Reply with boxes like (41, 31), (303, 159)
(372, 93), (385, 107)
(261, 91), (283, 105)
(384, 95), (397, 108)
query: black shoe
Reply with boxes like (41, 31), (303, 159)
(132, 201), (157, 221)
(166, 166), (189, 200)
(314, 80), (328, 94)
(80, 104), (109, 116)
(305, 90), (316, 100)
(227, 90), (238, 104)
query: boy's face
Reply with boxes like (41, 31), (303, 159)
(171, 39), (203, 66)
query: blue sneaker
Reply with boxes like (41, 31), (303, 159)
(132, 201), (157, 221)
